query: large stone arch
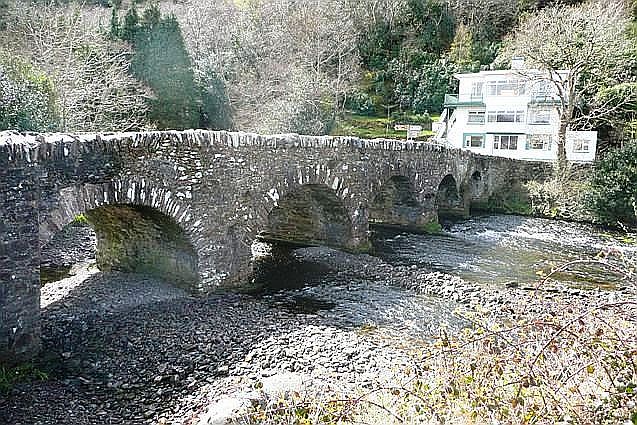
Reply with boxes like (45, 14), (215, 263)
(245, 157), (370, 254)
(40, 179), (200, 288)
(258, 183), (355, 250)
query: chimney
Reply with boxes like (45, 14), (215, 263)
(511, 57), (525, 70)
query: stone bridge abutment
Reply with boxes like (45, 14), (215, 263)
(0, 130), (547, 363)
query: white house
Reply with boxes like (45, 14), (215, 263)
(433, 59), (597, 162)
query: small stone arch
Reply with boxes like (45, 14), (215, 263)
(40, 179), (200, 288)
(369, 175), (428, 230)
(436, 174), (466, 219)
(468, 170), (488, 204)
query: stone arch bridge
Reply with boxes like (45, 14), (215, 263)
(0, 130), (547, 363)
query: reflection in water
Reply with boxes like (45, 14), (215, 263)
(374, 214), (636, 289)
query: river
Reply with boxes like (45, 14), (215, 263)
(375, 214), (636, 289)
(256, 214), (635, 338)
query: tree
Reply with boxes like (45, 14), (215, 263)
(0, 1), (150, 132)
(590, 142), (637, 226)
(125, 6), (201, 129)
(499, 0), (637, 165)
(171, 0), (360, 134)
(0, 51), (57, 131)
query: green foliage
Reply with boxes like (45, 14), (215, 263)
(356, 0), (456, 115)
(72, 213), (89, 226)
(422, 219), (442, 234)
(0, 52), (57, 131)
(131, 14), (199, 129)
(390, 111), (432, 126)
(110, 3), (230, 130)
(474, 187), (533, 216)
(344, 90), (375, 116)
(0, 0), (9, 31)
(590, 142), (637, 227)
(526, 178), (594, 222)
(331, 113), (434, 139)
(0, 363), (48, 394)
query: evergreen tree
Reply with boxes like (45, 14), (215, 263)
(129, 8), (200, 129)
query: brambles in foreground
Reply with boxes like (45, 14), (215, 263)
(233, 302), (637, 424)
(231, 254), (637, 424)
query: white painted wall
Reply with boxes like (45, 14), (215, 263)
(441, 69), (597, 162)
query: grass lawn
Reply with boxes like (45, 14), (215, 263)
(331, 113), (438, 140)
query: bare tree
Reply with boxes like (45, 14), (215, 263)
(0, 1), (151, 132)
(498, 0), (636, 165)
(172, 0), (360, 135)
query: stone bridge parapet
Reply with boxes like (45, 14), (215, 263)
(0, 130), (549, 363)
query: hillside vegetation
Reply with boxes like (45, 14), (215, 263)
(1, 0), (635, 140)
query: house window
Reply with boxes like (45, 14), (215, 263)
(533, 80), (551, 98)
(527, 134), (552, 150)
(493, 135), (518, 150)
(528, 108), (551, 125)
(573, 139), (590, 153)
(471, 82), (483, 98)
(464, 134), (485, 148)
(486, 80), (526, 96)
(487, 110), (525, 123)
(467, 111), (485, 124)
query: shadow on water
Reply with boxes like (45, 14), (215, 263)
(250, 246), (465, 337)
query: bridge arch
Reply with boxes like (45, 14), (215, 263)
(370, 175), (428, 230)
(257, 183), (355, 250)
(436, 174), (467, 220)
(40, 179), (200, 288)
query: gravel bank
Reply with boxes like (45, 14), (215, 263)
(1, 246), (634, 425)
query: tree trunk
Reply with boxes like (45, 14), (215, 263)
(557, 120), (568, 169)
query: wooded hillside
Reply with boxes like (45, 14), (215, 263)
(0, 0), (635, 140)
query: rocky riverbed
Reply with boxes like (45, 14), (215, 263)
(1, 241), (635, 425)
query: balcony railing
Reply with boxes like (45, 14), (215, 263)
(528, 95), (563, 105)
(443, 94), (485, 108)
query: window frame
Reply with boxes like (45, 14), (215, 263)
(471, 82), (484, 99)
(467, 110), (485, 124)
(487, 110), (526, 123)
(528, 107), (552, 125)
(493, 134), (519, 150)
(527, 134), (552, 150)
(463, 133), (485, 148)
(486, 79), (526, 97)
(572, 138), (590, 153)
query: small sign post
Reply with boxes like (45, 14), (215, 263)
(406, 125), (422, 140)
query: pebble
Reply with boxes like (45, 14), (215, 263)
(2, 243), (634, 425)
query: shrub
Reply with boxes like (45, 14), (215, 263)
(0, 363), (48, 394)
(526, 164), (595, 222)
(0, 52), (57, 131)
(590, 142), (637, 227)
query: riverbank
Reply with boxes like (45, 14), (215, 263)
(1, 243), (635, 424)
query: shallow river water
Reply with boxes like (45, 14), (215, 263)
(375, 214), (636, 289)
(257, 214), (635, 337)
